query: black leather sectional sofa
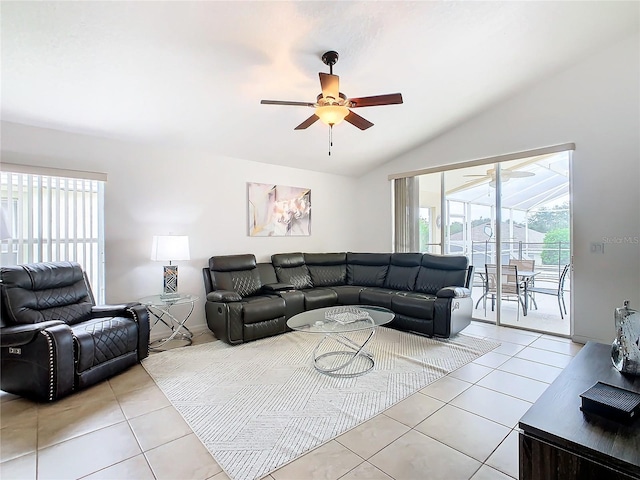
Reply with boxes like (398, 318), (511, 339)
(202, 252), (474, 345)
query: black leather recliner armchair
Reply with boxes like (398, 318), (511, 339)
(0, 261), (150, 402)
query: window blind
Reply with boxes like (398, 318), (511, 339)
(393, 177), (419, 252)
(0, 170), (106, 302)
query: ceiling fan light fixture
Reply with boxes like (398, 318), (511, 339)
(315, 105), (349, 126)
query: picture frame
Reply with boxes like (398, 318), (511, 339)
(248, 182), (311, 236)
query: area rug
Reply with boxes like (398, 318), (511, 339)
(142, 327), (499, 480)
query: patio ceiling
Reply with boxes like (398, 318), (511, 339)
(425, 151), (570, 212)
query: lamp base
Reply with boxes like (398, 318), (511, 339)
(163, 265), (179, 298)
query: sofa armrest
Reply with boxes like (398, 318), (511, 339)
(433, 294), (473, 338)
(207, 290), (242, 302)
(436, 286), (471, 298)
(262, 283), (295, 293)
(1, 322), (75, 401)
(126, 304), (150, 360)
(91, 304), (131, 317)
(0, 321), (67, 348)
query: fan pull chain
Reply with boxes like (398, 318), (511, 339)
(329, 124), (333, 156)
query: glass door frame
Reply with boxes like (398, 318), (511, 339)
(410, 147), (573, 334)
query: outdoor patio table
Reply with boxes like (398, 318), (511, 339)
(475, 267), (538, 315)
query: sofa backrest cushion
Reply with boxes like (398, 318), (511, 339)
(384, 253), (422, 291)
(209, 254), (263, 297)
(346, 253), (390, 287)
(256, 262), (278, 285)
(272, 253), (313, 289)
(304, 253), (347, 287)
(1, 261), (94, 325)
(415, 254), (469, 294)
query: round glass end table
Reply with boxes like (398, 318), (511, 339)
(139, 294), (199, 350)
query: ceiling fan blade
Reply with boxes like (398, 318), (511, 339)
(319, 73), (340, 100)
(294, 114), (320, 130)
(344, 111), (374, 130)
(508, 171), (535, 178)
(261, 100), (315, 107)
(348, 93), (403, 108)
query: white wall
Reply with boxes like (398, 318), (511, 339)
(2, 33), (638, 345)
(355, 33), (640, 344)
(1, 123), (360, 336)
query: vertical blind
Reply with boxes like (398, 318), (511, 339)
(0, 170), (106, 302)
(393, 177), (419, 252)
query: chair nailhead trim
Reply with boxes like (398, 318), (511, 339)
(127, 307), (138, 323)
(40, 330), (55, 401)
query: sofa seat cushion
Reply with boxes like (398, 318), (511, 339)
(391, 292), (436, 320)
(207, 290), (242, 302)
(360, 288), (397, 309)
(72, 317), (139, 373)
(240, 297), (286, 324)
(329, 285), (363, 305)
(302, 288), (338, 310)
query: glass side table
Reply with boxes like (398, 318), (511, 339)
(139, 294), (199, 350)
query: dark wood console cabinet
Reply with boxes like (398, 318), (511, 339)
(518, 341), (640, 480)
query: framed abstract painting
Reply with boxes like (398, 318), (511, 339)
(248, 182), (311, 236)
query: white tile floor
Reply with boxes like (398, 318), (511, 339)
(0, 322), (582, 480)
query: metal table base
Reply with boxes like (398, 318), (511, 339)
(139, 295), (197, 351)
(311, 328), (376, 378)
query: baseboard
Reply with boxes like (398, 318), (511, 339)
(571, 335), (604, 346)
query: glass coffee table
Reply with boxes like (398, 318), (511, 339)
(287, 305), (394, 378)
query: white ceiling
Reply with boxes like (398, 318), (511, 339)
(2, 1), (638, 176)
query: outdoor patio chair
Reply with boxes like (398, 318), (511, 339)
(484, 264), (528, 320)
(528, 264), (570, 319)
(509, 259), (535, 307)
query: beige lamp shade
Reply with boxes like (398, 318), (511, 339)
(150, 235), (190, 263)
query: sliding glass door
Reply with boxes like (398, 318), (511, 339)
(406, 149), (572, 335)
(498, 155), (571, 334)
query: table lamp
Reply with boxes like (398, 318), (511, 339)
(151, 235), (190, 299)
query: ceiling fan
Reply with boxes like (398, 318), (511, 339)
(260, 51), (403, 134)
(465, 168), (535, 187)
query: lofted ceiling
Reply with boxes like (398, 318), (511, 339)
(2, 1), (638, 176)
